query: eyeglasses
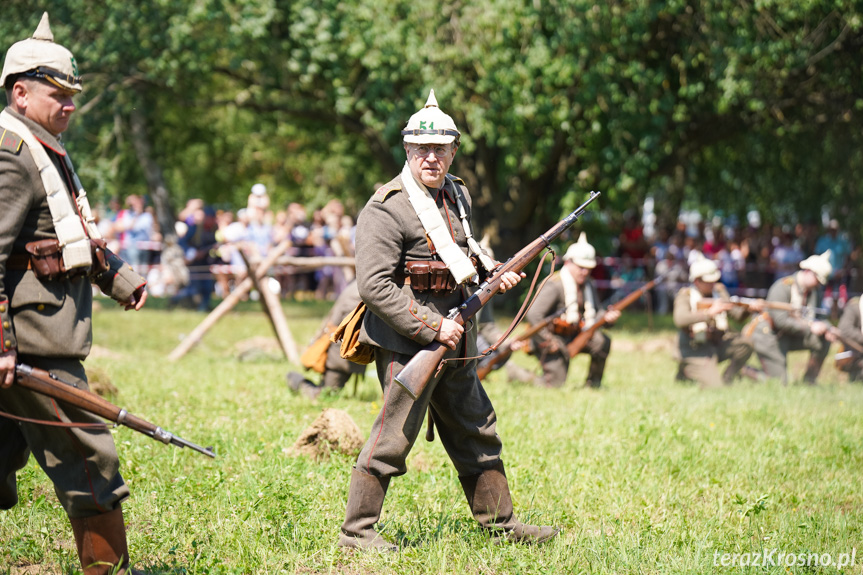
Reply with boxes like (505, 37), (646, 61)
(409, 145), (451, 158)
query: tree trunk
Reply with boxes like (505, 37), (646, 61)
(128, 88), (188, 292)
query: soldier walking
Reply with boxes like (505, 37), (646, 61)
(0, 14), (148, 575)
(339, 90), (559, 550)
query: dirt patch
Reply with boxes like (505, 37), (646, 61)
(85, 365), (118, 398)
(292, 408), (364, 460)
(613, 334), (676, 355)
(234, 336), (283, 361)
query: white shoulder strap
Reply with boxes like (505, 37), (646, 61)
(446, 174), (496, 273)
(0, 110), (92, 270)
(401, 163), (477, 284)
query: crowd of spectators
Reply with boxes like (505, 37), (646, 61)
(93, 184), (357, 310)
(93, 190), (860, 315)
(592, 212), (859, 316)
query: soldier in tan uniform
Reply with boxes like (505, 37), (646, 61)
(746, 251), (835, 384)
(835, 296), (863, 381)
(525, 233), (620, 388)
(0, 14), (147, 575)
(673, 258), (759, 388)
(339, 90), (559, 550)
(287, 280), (366, 399)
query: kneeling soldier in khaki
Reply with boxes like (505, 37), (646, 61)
(526, 233), (620, 388)
(673, 258), (758, 388)
(746, 251), (835, 385)
(836, 296), (863, 381)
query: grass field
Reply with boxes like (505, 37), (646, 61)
(1, 297), (861, 574)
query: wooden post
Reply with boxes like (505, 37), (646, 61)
(240, 248), (300, 364)
(167, 240), (291, 361)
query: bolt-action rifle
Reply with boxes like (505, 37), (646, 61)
(832, 328), (863, 369)
(394, 191), (601, 400)
(566, 273), (665, 358)
(695, 296), (828, 317)
(15, 363), (215, 458)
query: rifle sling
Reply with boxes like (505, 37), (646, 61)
(0, 407), (109, 429)
(447, 248), (558, 367)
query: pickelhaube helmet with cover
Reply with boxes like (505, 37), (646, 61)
(688, 256), (721, 283)
(1, 12), (83, 93)
(799, 250), (832, 285)
(401, 89), (460, 145)
(563, 232), (597, 269)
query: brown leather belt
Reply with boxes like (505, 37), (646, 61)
(6, 254), (31, 270)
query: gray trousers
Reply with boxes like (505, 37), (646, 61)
(0, 356), (128, 519)
(750, 325), (830, 384)
(677, 332), (753, 389)
(536, 330), (611, 387)
(355, 347), (502, 478)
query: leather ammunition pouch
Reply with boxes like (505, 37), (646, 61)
(551, 317), (580, 337)
(24, 239), (67, 281)
(19, 238), (109, 281)
(405, 260), (457, 294)
(330, 302), (375, 365)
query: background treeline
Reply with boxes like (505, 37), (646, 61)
(2, 0), (861, 254)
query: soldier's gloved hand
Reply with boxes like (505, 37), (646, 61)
(435, 318), (464, 350)
(0, 349), (17, 389)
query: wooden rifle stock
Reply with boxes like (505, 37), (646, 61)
(393, 191), (601, 400)
(830, 327), (863, 369)
(566, 274), (664, 358)
(15, 364), (216, 458)
(475, 313), (560, 381)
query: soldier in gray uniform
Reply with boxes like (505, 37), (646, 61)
(673, 258), (759, 388)
(526, 233), (620, 388)
(746, 251), (835, 384)
(836, 296), (863, 381)
(339, 90), (559, 550)
(287, 280), (366, 399)
(0, 14), (147, 575)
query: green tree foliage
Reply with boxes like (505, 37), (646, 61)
(1, 1), (861, 250)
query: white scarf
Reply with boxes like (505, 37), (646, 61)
(560, 266), (596, 327)
(0, 109), (93, 270)
(401, 163), (493, 284)
(689, 287), (728, 334)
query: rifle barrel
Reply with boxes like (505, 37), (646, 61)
(16, 364), (216, 458)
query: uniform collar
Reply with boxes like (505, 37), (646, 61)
(4, 107), (66, 155)
(434, 178), (455, 203)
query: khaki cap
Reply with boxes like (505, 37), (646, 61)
(1, 13), (82, 92)
(563, 232), (597, 269)
(799, 250), (832, 284)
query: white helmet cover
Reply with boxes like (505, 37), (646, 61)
(402, 89), (460, 145)
(1, 13), (82, 92)
(563, 232), (597, 269)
